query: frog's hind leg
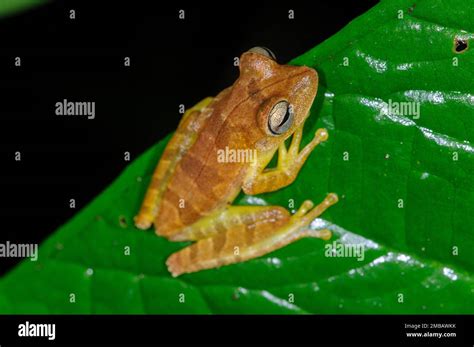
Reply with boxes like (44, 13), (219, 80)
(167, 205), (291, 242)
(166, 193), (338, 277)
(134, 97), (214, 230)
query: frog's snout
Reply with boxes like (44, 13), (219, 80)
(299, 66), (318, 86)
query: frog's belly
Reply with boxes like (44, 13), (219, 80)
(154, 152), (246, 238)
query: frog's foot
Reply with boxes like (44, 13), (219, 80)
(243, 127), (329, 195)
(166, 193), (338, 277)
(280, 126), (328, 174)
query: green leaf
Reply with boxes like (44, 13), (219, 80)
(0, 0), (49, 18)
(2, 0), (474, 313)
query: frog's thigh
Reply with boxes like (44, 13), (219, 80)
(168, 205), (290, 242)
(166, 193), (338, 277)
(134, 97), (214, 230)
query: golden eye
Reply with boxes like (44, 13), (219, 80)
(268, 100), (293, 135)
(247, 46), (276, 61)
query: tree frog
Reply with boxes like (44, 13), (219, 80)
(134, 47), (338, 277)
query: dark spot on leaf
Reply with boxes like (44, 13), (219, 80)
(408, 3), (416, 13)
(454, 37), (468, 54)
(232, 290), (240, 301)
(119, 215), (128, 228)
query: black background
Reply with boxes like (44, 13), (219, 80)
(0, 0), (378, 275)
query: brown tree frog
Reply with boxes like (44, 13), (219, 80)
(135, 47), (338, 277)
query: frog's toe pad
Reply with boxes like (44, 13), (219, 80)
(166, 253), (183, 277)
(315, 128), (329, 142)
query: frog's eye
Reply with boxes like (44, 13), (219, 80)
(248, 46), (276, 61)
(268, 100), (294, 135)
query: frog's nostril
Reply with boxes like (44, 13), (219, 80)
(299, 66), (318, 81)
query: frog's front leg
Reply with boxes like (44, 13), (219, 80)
(243, 126), (329, 195)
(166, 194), (338, 277)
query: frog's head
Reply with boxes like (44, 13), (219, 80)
(235, 47), (318, 151)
